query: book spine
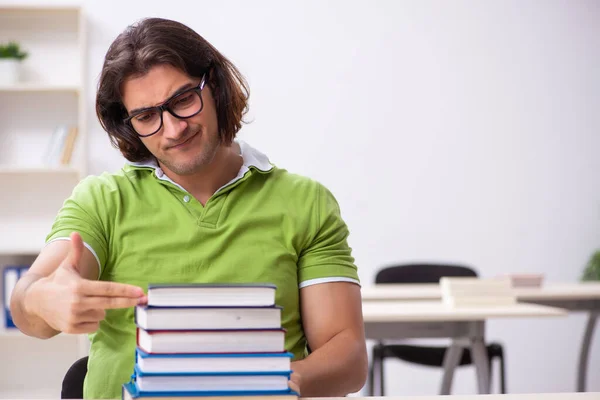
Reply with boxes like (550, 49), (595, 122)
(3, 267), (19, 329)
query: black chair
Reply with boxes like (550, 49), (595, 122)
(368, 263), (507, 395)
(61, 356), (88, 399)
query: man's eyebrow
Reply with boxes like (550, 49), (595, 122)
(128, 82), (196, 115)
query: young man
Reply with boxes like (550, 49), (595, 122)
(10, 18), (367, 399)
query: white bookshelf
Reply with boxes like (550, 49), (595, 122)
(0, 84), (81, 93)
(0, 5), (89, 398)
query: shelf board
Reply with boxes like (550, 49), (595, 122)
(0, 165), (80, 177)
(0, 328), (83, 339)
(0, 328), (24, 337)
(0, 4), (81, 13)
(0, 83), (80, 94)
(0, 389), (61, 400)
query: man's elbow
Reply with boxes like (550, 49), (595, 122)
(347, 338), (369, 393)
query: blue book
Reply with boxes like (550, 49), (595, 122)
(136, 348), (293, 374)
(133, 365), (292, 393)
(3, 266), (21, 329)
(147, 283), (277, 308)
(122, 381), (298, 400)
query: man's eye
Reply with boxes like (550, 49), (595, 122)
(135, 111), (158, 123)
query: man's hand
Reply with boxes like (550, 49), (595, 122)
(288, 362), (303, 395)
(24, 232), (146, 334)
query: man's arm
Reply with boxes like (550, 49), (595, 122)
(10, 232), (144, 338)
(10, 236), (100, 338)
(290, 281), (367, 396)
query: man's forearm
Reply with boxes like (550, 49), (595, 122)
(292, 329), (367, 397)
(10, 273), (59, 339)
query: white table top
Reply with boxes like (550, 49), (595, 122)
(362, 300), (566, 322)
(361, 282), (600, 302)
(323, 393), (600, 400)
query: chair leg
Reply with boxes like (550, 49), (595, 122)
(499, 353), (507, 394)
(488, 358), (493, 393)
(379, 353), (385, 396)
(371, 343), (385, 396)
(368, 353), (374, 396)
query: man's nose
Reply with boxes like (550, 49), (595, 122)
(162, 111), (188, 139)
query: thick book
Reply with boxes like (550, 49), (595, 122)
(122, 381), (298, 400)
(135, 306), (282, 330)
(147, 283), (277, 307)
(137, 328), (286, 354)
(133, 366), (291, 392)
(136, 348), (293, 373)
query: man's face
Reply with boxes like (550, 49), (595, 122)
(121, 64), (220, 176)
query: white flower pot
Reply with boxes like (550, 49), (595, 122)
(0, 59), (20, 85)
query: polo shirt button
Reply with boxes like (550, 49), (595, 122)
(183, 195), (190, 203)
(156, 168), (164, 178)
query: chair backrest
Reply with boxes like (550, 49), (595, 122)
(375, 263), (478, 284)
(61, 356), (88, 399)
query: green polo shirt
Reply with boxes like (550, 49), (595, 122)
(45, 141), (360, 399)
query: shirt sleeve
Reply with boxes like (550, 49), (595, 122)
(297, 182), (360, 288)
(45, 175), (109, 277)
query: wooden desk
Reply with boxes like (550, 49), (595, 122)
(361, 301), (565, 396)
(361, 282), (600, 392)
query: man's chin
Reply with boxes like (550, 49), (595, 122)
(161, 158), (208, 176)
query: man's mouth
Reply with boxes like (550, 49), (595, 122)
(169, 131), (198, 150)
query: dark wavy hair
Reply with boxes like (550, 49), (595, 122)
(95, 17), (250, 162)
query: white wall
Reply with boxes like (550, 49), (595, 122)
(8, 0), (600, 395)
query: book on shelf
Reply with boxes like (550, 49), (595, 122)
(43, 124), (78, 166)
(135, 305), (282, 331)
(124, 283), (296, 400)
(137, 328), (287, 354)
(3, 265), (29, 329)
(147, 283), (277, 307)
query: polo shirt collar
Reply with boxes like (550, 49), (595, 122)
(126, 140), (273, 193)
(127, 139), (273, 173)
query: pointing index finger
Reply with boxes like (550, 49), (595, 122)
(79, 280), (145, 298)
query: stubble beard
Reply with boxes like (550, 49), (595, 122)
(159, 131), (221, 176)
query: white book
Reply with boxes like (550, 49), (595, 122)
(122, 381), (298, 400)
(147, 283), (277, 307)
(134, 367), (290, 393)
(135, 306), (282, 331)
(136, 349), (292, 374)
(136, 328), (286, 354)
(440, 277), (516, 308)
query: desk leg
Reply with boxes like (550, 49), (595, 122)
(440, 340), (463, 395)
(471, 337), (491, 394)
(577, 311), (598, 392)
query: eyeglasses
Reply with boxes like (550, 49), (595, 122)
(124, 74), (207, 137)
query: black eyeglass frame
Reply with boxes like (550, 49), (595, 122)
(123, 74), (207, 138)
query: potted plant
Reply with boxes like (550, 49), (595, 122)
(581, 250), (600, 281)
(0, 41), (28, 85)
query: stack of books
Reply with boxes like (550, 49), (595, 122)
(122, 283), (297, 400)
(440, 277), (517, 308)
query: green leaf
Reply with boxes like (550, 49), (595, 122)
(0, 41), (28, 60)
(581, 250), (600, 281)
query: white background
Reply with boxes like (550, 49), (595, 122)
(5, 0), (600, 395)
